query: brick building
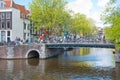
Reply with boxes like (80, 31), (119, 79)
(0, 0), (30, 42)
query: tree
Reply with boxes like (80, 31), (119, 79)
(102, 0), (120, 49)
(88, 18), (98, 37)
(29, 0), (96, 38)
(29, 0), (68, 36)
(71, 13), (93, 36)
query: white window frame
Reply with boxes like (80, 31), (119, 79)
(6, 12), (11, 19)
(6, 20), (10, 29)
(1, 21), (5, 29)
(0, 1), (5, 8)
(1, 13), (5, 19)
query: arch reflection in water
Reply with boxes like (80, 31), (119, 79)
(27, 59), (39, 66)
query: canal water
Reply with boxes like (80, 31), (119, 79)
(0, 48), (119, 80)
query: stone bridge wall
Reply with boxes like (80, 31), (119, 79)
(115, 50), (120, 62)
(0, 44), (64, 59)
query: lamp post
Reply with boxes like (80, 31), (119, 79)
(64, 18), (68, 42)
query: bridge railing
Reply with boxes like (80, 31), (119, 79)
(43, 37), (113, 45)
(0, 37), (114, 46)
(45, 43), (115, 49)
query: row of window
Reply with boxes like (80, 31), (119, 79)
(21, 13), (29, 19)
(1, 31), (10, 36)
(0, 12), (11, 19)
(24, 22), (30, 30)
(0, 31), (11, 42)
(23, 22), (30, 40)
(0, 21), (11, 29)
(0, 31), (30, 42)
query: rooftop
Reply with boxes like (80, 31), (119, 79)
(1, 0), (29, 15)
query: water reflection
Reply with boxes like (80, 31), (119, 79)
(28, 59), (39, 66)
(63, 48), (115, 68)
(0, 48), (118, 80)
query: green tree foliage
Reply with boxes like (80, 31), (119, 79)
(102, 0), (120, 49)
(29, 0), (67, 34)
(71, 13), (93, 35)
(29, 0), (96, 37)
(55, 10), (71, 36)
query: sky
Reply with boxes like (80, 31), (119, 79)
(13, 0), (112, 28)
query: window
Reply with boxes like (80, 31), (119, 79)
(7, 37), (11, 42)
(1, 21), (5, 28)
(1, 13), (5, 19)
(6, 21), (10, 28)
(28, 33), (29, 36)
(7, 31), (10, 36)
(27, 24), (30, 30)
(24, 22), (26, 30)
(0, 22), (1, 28)
(21, 14), (25, 18)
(1, 31), (6, 42)
(0, 13), (1, 19)
(6, 13), (10, 19)
(0, 1), (6, 8)
(24, 33), (26, 40)
(0, 3), (4, 8)
(7, 31), (11, 42)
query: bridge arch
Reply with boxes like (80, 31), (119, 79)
(26, 49), (40, 58)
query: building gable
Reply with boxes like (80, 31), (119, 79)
(1, 0), (30, 18)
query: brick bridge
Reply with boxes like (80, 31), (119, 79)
(0, 44), (63, 59)
(0, 43), (120, 62)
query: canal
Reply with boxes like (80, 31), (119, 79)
(0, 48), (119, 80)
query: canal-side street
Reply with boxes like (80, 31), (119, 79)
(0, 48), (118, 80)
(0, 0), (120, 80)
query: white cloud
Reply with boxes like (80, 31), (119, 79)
(95, 0), (110, 27)
(66, 0), (93, 16)
(97, 0), (110, 8)
(66, 0), (109, 27)
(88, 11), (103, 27)
(89, 12), (101, 22)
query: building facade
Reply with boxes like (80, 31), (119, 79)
(0, 0), (30, 42)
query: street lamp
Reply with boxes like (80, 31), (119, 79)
(64, 18), (68, 42)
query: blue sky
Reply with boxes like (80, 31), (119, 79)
(13, 0), (113, 27)
(14, 0), (31, 9)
